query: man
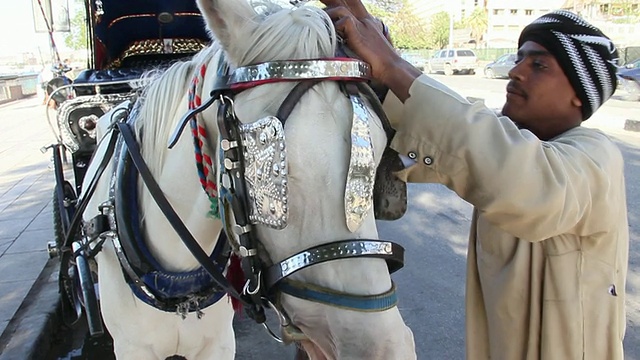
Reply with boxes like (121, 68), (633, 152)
(322, 2), (629, 359)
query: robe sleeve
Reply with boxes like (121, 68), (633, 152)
(382, 74), (624, 241)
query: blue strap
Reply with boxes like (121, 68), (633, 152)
(278, 279), (397, 312)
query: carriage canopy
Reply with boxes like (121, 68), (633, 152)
(88, 0), (211, 69)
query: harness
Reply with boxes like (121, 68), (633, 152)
(72, 52), (409, 342)
(173, 53), (408, 341)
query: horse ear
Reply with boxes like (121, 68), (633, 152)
(196, 0), (256, 54)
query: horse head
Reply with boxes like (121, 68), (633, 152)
(83, 0), (414, 358)
(189, 0), (416, 358)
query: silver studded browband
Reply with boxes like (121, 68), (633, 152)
(229, 59), (371, 86)
(230, 59), (376, 232)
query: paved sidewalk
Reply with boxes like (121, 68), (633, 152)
(0, 97), (60, 359)
(0, 92), (638, 359)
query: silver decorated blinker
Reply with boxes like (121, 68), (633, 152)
(344, 94), (376, 232)
(238, 116), (289, 229)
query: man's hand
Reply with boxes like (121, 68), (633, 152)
(320, 0), (423, 102)
(321, 1), (394, 80)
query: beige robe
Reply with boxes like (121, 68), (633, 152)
(383, 75), (629, 359)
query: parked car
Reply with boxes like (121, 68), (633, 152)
(621, 58), (640, 70)
(484, 53), (516, 79)
(617, 58), (640, 101)
(427, 48), (478, 76)
(400, 53), (427, 71)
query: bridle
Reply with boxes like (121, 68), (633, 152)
(178, 54), (404, 340)
(171, 54), (406, 342)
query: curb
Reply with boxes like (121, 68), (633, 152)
(0, 259), (61, 360)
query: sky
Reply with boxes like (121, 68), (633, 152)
(0, 0), (72, 60)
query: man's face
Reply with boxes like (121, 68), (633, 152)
(502, 41), (583, 140)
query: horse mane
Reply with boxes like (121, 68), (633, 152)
(134, 45), (219, 173)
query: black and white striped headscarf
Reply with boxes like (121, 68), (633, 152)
(518, 10), (619, 120)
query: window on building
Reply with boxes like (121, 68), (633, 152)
(494, 9), (504, 15)
(474, 0), (479, 6)
(508, 25), (519, 31)
(525, 9), (533, 15)
(600, 4), (609, 14)
(510, 9), (518, 15)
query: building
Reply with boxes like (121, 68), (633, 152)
(409, 0), (482, 23)
(562, 0), (640, 47)
(485, 0), (566, 48)
(485, 0), (640, 48)
(409, 0), (485, 46)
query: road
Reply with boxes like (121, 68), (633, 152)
(52, 74), (640, 359)
(234, 74), (640, 359)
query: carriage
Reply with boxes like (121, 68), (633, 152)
(42, 0), (414, 358)
(43, 0), (212, 338)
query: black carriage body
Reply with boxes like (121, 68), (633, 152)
(89, 0), (211, 70)
(58, 0), (211, 160)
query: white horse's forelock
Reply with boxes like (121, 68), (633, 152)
(237, 5), (337, 65)
(134, 2), (335, 174)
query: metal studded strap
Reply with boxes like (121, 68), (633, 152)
(265, 239), (404, 289)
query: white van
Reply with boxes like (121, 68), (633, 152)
(427, 48), (478, 76)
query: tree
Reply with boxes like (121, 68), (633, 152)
(63, 0), (88, 51)
(427, 12), (451, 50)
(463, 7), (488, 45)
(365, 0), (401, 13)
(376, 0), (429, 49)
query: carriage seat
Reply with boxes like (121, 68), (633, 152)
(73, 68), (147, 96)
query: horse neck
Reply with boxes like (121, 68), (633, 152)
(135, 49), (223, 272)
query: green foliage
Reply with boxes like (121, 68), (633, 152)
(364, 0), (430, 49)
(462, 7), (488, 44)
(365, 0), (401, 13)
(427, 12), (451, 50)
(63, 0), (88, 51)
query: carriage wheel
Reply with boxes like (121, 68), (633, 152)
(53, 181), (85, 326)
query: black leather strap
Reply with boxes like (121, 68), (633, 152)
(354, 82), (396, 145)
(63, 128), (120, 249)
(276, 80), (321, 125)
(115, 121), (249, 306)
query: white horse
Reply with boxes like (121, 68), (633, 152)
(81, 0), (415, 359)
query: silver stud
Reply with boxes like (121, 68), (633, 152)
(408, 151), (417, 159)
(423, 156), (433, 165)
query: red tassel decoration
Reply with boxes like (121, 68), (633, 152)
(226, 254), (245, 314)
